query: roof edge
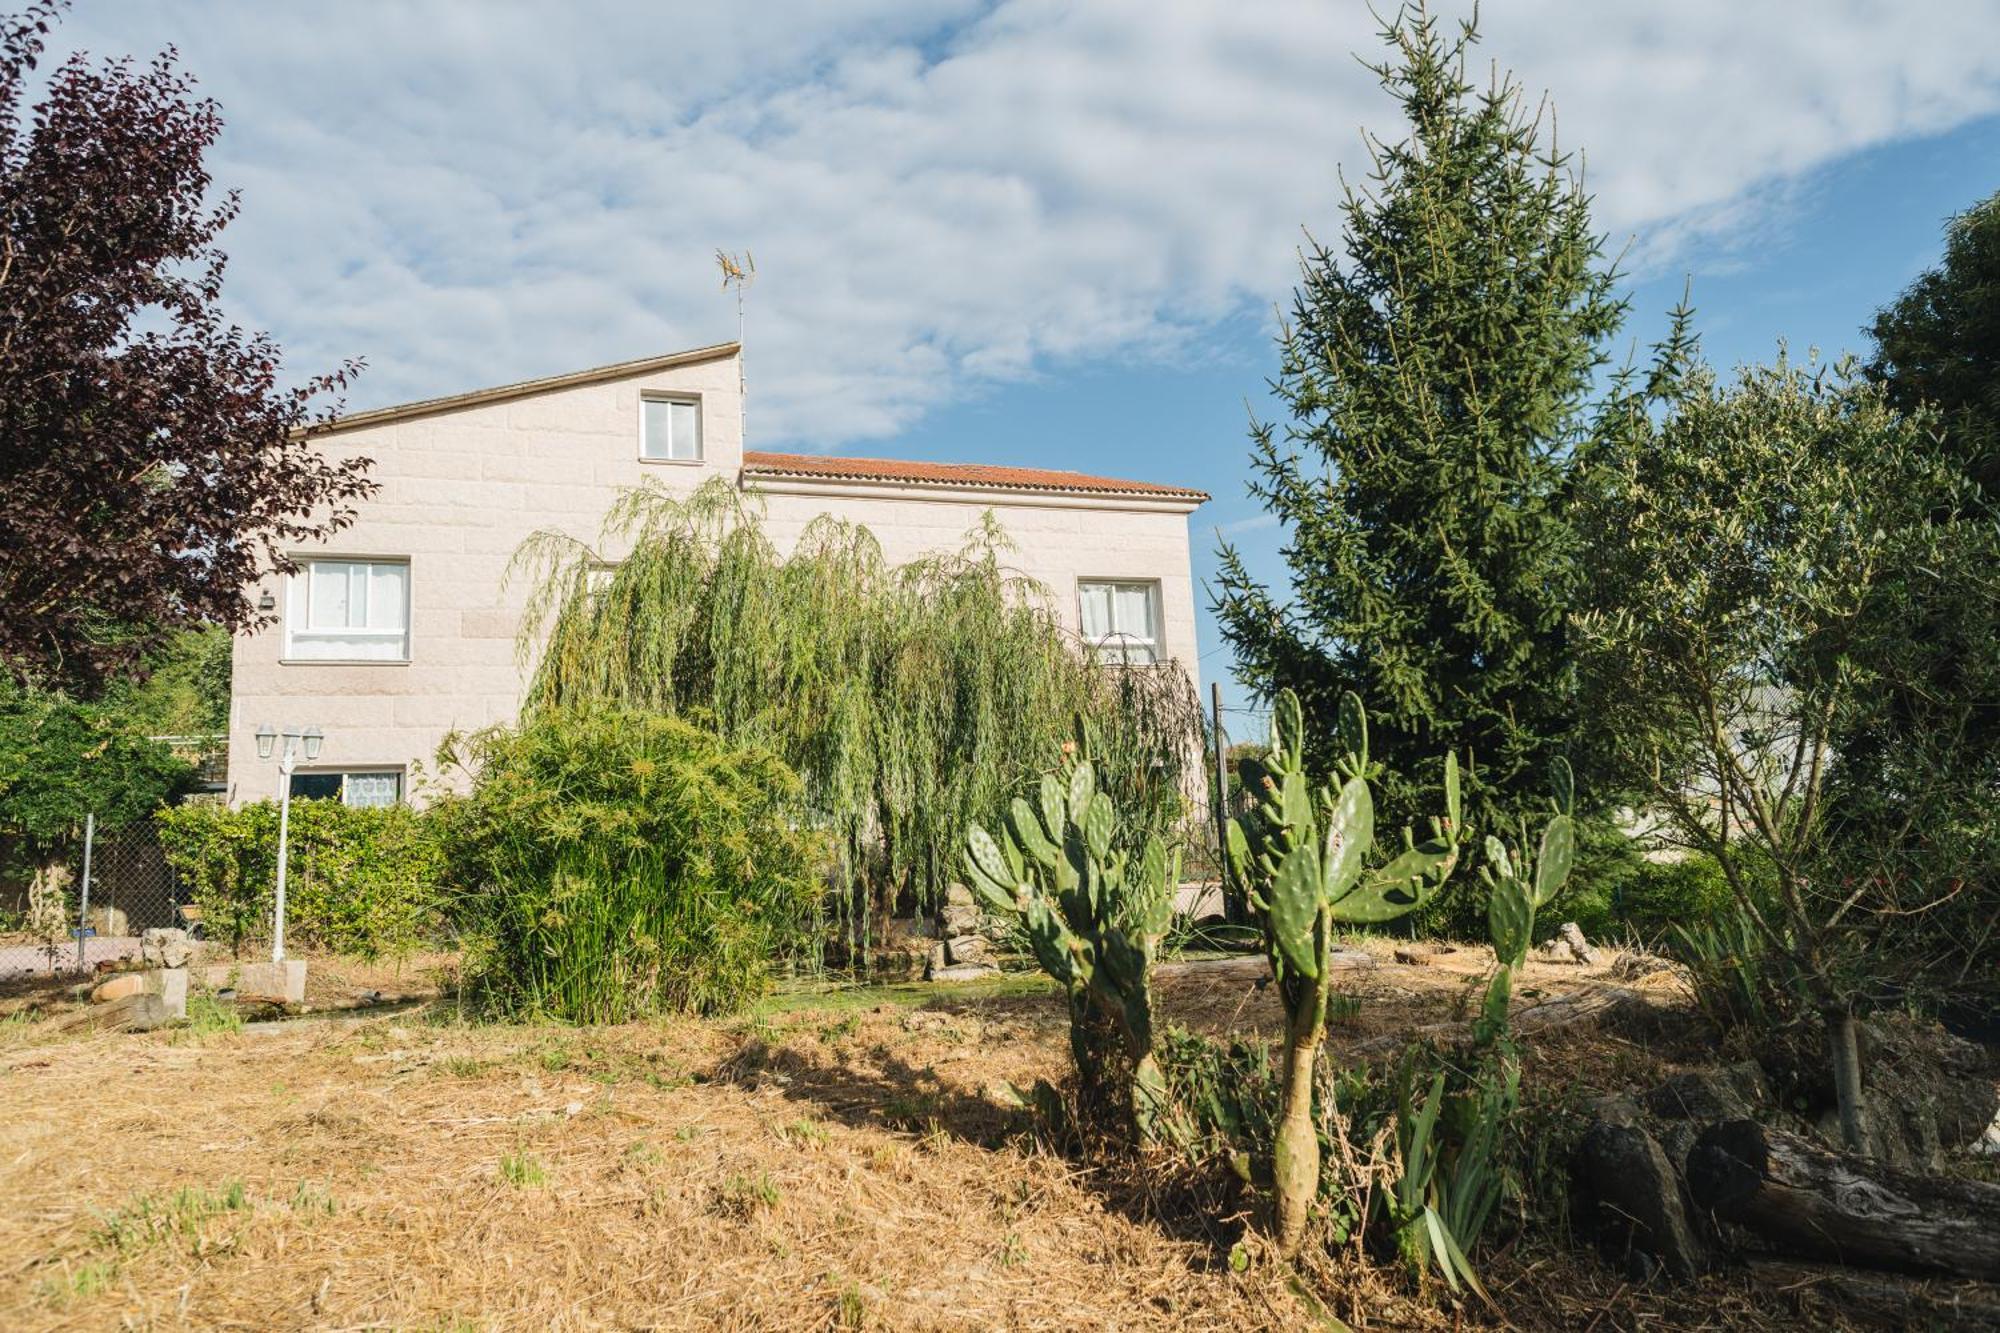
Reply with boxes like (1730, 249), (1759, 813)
(314, 341), (741, 435)
(741, 450), (1209, 504)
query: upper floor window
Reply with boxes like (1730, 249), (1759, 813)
(285, 558), (410, 662)
(1079, 579), (1161, 665)
(641, 395), (702, 462)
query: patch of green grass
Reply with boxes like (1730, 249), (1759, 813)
(675, 1124), (703, 1142)
(622, 1140), (664, 1167)
(752, 972), (1050, 1020)
(836, 1282), (867, 1329)
(715, 1171), (779, 1217)
(89, 1180), (250, 1258)
(777, 1117), (828, 1146)
(181, 992), (242, 1038)
(499, 1153), (546, 1188)
(438, 1055), (489, 1078)
(289, 1180), (336, 1217)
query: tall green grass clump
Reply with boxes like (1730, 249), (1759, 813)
(438, 707), (824, 1022)
(508, 477), (1201, 943)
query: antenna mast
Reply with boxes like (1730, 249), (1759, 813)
(716, 249), (755, 441)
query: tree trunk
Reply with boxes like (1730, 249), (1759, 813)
(1829, 1008), (1870, 1154)
(1688, 1119), (2000, 1281)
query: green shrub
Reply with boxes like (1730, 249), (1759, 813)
(156, 800), (445, 958)
(1551, 819), (1736, 944)
(438, 707), (825, 1023)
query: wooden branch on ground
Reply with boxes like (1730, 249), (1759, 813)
(1751, 1261), (2000, 1331)
(1345, 985), (1654, 1058)
(1690, 1120), (2000, 1282)
(43, 993), (169, 1034)
(1153, 950), (1374, 983)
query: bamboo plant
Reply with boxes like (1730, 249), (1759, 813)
(1225, 689), (1462, 1253)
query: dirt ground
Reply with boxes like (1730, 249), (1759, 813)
(0, 943), (1962, 1331)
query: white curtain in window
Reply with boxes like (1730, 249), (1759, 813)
(1079, 582), (1113, 640)
(1113, 584), (1154, 641)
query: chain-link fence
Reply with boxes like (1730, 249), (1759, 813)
(0, 813), (191, 981)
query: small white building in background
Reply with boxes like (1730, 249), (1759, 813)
(226, 341), (1208, 806)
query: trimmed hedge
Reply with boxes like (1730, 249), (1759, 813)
(157, 799), (447, 958)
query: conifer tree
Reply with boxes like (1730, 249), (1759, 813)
(1212, 4), (1627, 873)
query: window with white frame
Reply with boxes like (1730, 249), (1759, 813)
(1078, 579), (1162, 665)
(641, 395), (702, 462)
(290, 770), (403, 807)
(285, 558), (410, 661)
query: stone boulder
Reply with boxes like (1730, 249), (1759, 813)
(1575, 1120), (1707, 1281)
(140, 927), (194, 969)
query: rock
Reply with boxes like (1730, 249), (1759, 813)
(1976, 1104), (2000, 1157)
(944, 883), (976, 909)
(1611, 951), (1674, 981)
(150, 967), (188, 1020)
(140, 927), (194, 969)
(1644, 1062), (1770, 1124)
(945, 935), (994, 967)
(87, 905), (130, 938)
(1576, 1120), (1707, 1281)
(862, 919), (934, 978)
(939, 903), (982, 937)
(1559, 921), (1602, 966)
(228, 959), (307, 1005)
(1858, 1014), (2000, 1168)
(1536, 937), (1580, 964)
(928, 963), (1001, 983)
(924, 941), (950, 975)
(92, 973), (147, 1003)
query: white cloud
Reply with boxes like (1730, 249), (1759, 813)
(38, 0), (2000, 444)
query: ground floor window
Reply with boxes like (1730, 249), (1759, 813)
(289, 770), (403, 808)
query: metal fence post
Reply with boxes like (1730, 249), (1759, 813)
(75, 812), (95, 975)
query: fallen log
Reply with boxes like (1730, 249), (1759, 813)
(1152, 950), (1374, 983)
(43, 992), (169, 1034)
(1752, 1260), (2000, 1331)
(1688, 1119), (2000, 1281)
(1346, 984), (1653, 1058)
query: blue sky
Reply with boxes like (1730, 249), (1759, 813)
(891, 111), (2000, 721)
(35, 2), (2000, 718)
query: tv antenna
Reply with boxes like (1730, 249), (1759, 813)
(717, 249), (755, 439)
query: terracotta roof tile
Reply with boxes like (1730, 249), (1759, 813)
(740, 450), (1207, 502)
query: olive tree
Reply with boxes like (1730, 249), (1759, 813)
(1576, 350), (2000, 1153)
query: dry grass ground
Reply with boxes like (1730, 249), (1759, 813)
(0, 943), (1940, 1331)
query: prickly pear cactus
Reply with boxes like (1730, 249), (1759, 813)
(963, 728), (1178, 1149)
(1476, 757), (1576, 1042)
(1223, 688), (1462, 1254)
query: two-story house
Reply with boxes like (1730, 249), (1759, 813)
(227, 341), (1208, 805)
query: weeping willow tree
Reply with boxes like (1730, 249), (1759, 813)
(510, 477), (1202, 945)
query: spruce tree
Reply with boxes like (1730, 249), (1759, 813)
(1212, 4), (1626, 888)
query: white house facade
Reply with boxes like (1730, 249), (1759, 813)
(226, 342), (1208, 805)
